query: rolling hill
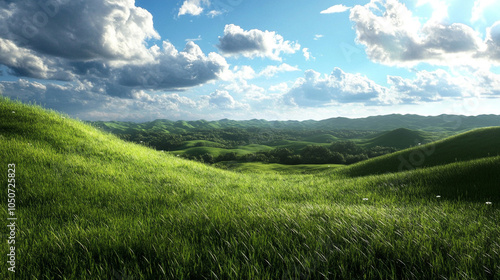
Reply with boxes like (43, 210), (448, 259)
(361, 128), (437, 149)
(345, 126), (500, 177)
(91, 114), (500, 134)
(1, 97), (499, 279)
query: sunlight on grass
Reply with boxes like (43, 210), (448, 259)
(1, 97), (499, 279)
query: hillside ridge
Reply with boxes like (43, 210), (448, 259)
(344, 126), (500, 177)
(91, 114), (500, 134)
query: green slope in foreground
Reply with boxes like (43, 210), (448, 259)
(0, 97), (499, 279)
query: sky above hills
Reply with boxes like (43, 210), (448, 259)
(1, 0), (500, 121)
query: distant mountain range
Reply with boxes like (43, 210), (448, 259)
(90, 114), (500, 134)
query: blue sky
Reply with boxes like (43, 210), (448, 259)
(1, 0), (500, 121)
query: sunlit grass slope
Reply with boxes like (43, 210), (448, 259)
(344, 126), (500, 177)
(0, 97), (499, 279)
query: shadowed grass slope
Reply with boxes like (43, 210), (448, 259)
(343, 126), (500, 177)
(361, 128), (436, 149)
(0, 97), (499, 280)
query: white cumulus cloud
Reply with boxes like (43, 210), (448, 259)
(283, 68), (388, 107)
(484, 21), (500, 61)
(0, 0), (230, 95)
(217, 24), (301, 61)
(178, 0), (210, 16)
(320, 5), (351, 14)
(0, 38), (72, 80)
(203, 90), (247, 109)
(349, 0), (495, 66)
(259, 63), (299, 78)
(387, 70), (476, 103)
(302, 48), (314, 61)
(1, 0), (160, 63)
(115, 41), (229, 91)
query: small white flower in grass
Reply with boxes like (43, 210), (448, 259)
(436, 195), (441, 198)
(486, 202), (492, 205)
(12, 111), (15, 113)
(363, 198), (368, 201)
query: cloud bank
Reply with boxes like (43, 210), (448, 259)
(1, 0), (499, 122)
(0, 0), (229, 95)
(283, 68), (388, 107)
(349, 0), (500, 66)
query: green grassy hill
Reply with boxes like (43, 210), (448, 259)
(268, 139), (331, 152)
(172, 146), (252, 157)
(215, 162), (342, 174)
(302, 133), (339, 143)
(362, 128), (435, 149)
(178, 140), (226, 149)
(237, 143), (274, 153)
(1, 97), (499, 279)
(345, 126), (500, 177)
(176, 142), (273, 156)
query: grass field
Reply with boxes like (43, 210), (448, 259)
(172, 142), (274, 158)
(1, 97), (499, 279)
(171, 140), (333, 158)
(214, 162), (342, 174)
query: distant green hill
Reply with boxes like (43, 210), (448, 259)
(345, 127), (500, 177)
(91, 114), (500, 134)
(303, 133), (339, 143)
(362, 128), (436, 149)
(89, 114), (500, 163)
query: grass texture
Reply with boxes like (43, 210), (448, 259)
(0, 97), (499, 279)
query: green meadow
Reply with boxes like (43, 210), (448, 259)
(214, 162), (342, 174)
(1, 97), (499, 279)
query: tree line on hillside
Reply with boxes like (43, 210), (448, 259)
(110, 128), (379, 150)
(100, 126), (397, 165)
(182, 141), (397, 165)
